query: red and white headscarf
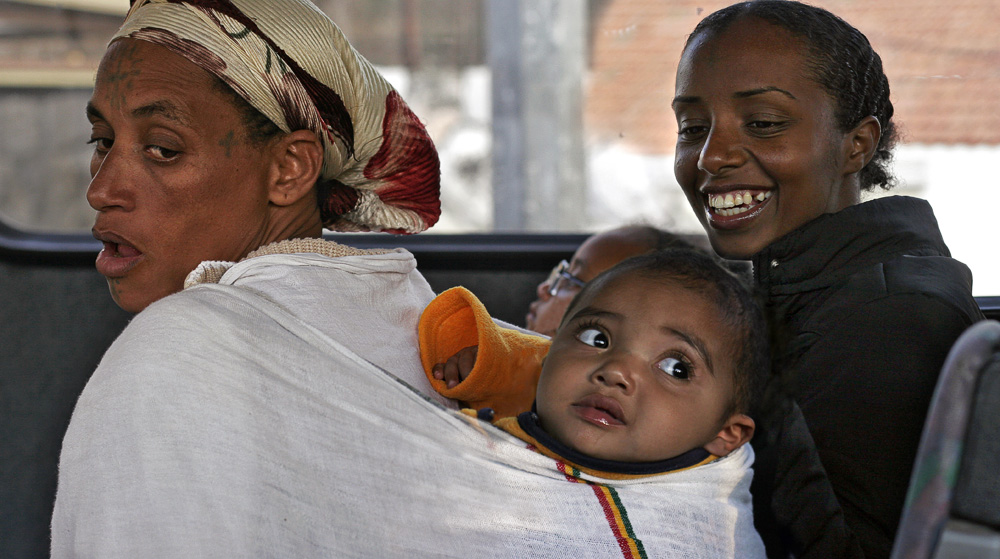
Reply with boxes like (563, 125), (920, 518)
(113, 0), (440, 234)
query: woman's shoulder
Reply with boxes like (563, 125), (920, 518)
(844, 250), (981, 323)
(65, 289), (258, 458)
(125, 284), (255, 340)
(881, 251), (977, 303)
(92, 286), (274, 387)
(789, 251), (982, 348)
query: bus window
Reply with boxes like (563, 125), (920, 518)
(0, 0), (996, 292)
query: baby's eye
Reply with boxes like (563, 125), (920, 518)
(576, 327), (609, 348)
(657, 357), (691, 380)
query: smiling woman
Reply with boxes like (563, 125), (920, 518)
(672, 20), (879, 258)
(671, 2), (985, 557)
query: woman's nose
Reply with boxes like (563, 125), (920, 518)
(86, 148), (132, 212)
(697, 126), (745, 176)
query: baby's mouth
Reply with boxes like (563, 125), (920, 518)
(573, 394), (626, 427)
(707, 189), (773, 217)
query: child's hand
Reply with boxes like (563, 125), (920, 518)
(432, 345), (478, 389)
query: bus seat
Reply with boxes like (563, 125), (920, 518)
(891, 319), (1000, 559)
(0, 256), (131, 559)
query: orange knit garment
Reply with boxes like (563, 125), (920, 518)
(418, 286), (550, 419)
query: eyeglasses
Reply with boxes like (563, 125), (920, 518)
(545, 260), (586, 296)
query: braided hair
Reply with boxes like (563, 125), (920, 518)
(684, 0), (898, 191)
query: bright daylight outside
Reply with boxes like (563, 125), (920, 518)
(0, 0), (996, 293)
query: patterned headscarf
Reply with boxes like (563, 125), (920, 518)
(112, 0), (440, 234)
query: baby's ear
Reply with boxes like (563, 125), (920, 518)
(703, 414), (755, 457)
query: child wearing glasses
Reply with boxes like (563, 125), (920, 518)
(419, 248), (767, 479)
(526, 225), (701, 337)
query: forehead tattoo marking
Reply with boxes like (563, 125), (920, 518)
(219, 130), (237, 159)
(103, 42), (143, 112)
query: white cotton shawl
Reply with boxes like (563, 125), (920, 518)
(52, 250), (763, 558)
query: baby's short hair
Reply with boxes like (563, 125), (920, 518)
(561, 248), (769, 417)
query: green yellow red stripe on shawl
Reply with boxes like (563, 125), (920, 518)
(558, 462), (649, 559)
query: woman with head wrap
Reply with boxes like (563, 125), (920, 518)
(84, 0), (440, 315)
(54, 0), (450, 551)
(52, 2), (765, 557)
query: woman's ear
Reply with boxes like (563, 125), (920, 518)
(703, 414), (755, 457)
(843, 115), (881, 175)
(267, 129), (324, 207)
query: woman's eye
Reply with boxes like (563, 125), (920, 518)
(677, 125), (708, 140)
(746, 120), (787, 134)
(87, 137), (113, 153)
(147, 145), (180, 160)
(576, 327), (609, 348)
(657, 357), (691, 380)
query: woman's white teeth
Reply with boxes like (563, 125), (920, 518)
(708, 190), (772, 216)
(717, 205), (748, 216)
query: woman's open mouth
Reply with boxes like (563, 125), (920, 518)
(94, 234), (144, 279)
(705, 189), (773, 230)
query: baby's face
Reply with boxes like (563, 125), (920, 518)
(536, 273), (742, 462)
